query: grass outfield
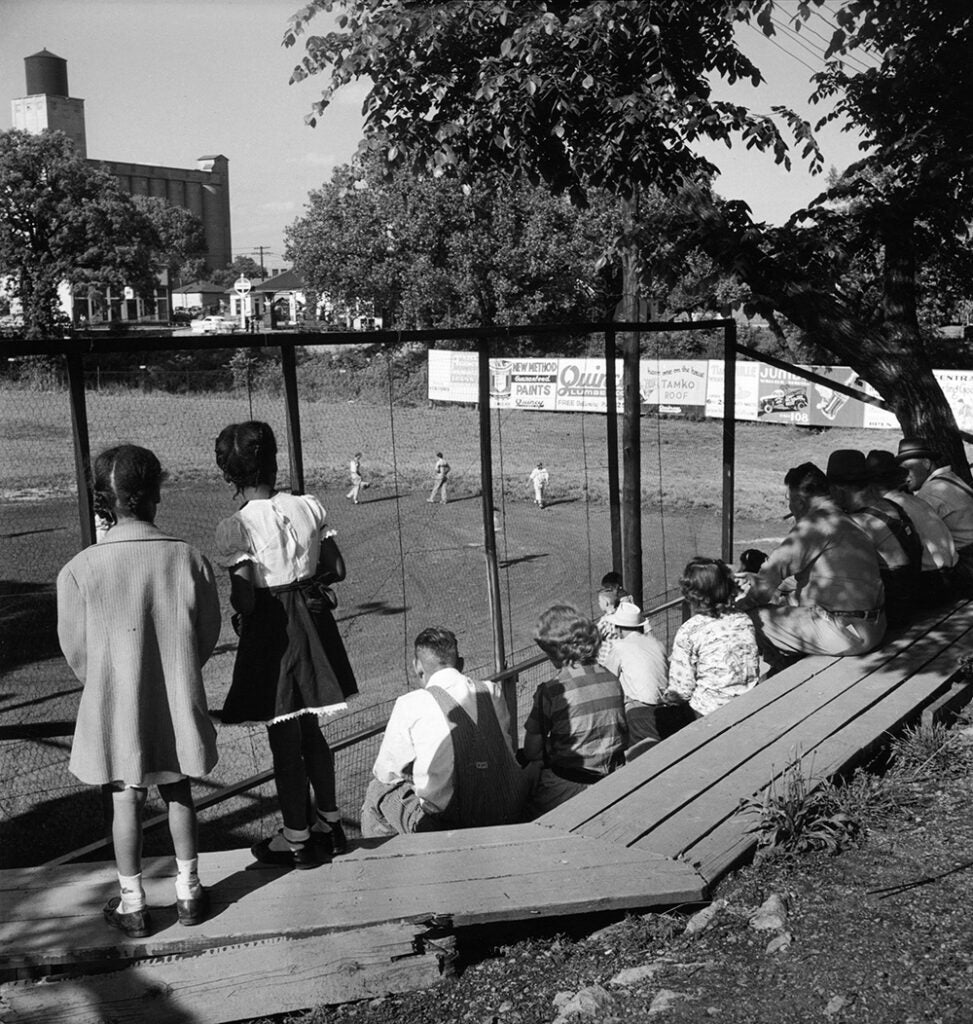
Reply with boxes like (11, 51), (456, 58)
(0, 383), (942, 518)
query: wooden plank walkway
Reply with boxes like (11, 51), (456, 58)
(541, 599), (973, 882)
(0, 824), (704, 1023)
(2, 600), (969, 1023)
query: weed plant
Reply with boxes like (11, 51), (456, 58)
(888, 719), (973, 780)
(742, 760), (862, 857)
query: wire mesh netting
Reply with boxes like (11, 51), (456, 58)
(1, 331), (727, 866)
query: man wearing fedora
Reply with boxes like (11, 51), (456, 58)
(896, 437), (973, 576)
(601, 603), (671, 754)
(739, 462), (886, 668)
(866, 449), (961, 603)
(827, 449), (922, 626)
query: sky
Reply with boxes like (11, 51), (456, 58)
(2, 0), (870, 270)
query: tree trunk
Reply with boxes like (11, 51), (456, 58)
(692, 198), (971, 482)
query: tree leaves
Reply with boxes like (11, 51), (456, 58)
(284, 153), (618, 331)
(0, 129), (158, 338)
(283, 1), (811, 206)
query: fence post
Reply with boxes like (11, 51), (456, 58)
(280, 343), (305, 495)
(721, 319), (736, 563)
(478, 337), (506, 674)
(620, 332), (643, 608)
(604, 328), (623, 576)
(65, 352), (95, 548)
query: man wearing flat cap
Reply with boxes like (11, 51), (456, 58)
(738, 461), (886, 669)
(896, 437), (973, 577)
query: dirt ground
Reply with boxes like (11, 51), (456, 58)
(279, 722), (973, 1024)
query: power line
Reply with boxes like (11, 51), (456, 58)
(748, 22), (819, 75)
(774, 19), (831, 64)
(816, 3), (882, 69)
(775, 17), (872, 75)
(813, 4), (842, 32)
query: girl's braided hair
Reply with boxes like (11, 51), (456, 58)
(215, 421), (278, 495)
(92, 445), (166, 523)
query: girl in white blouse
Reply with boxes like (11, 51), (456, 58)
(215, 421), (358, 868)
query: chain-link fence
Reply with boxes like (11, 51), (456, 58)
(1, 324), (730, 866)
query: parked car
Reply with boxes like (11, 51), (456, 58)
(190, 315), (239, 335)
(759, 385), (808, 415)
(170, 309), (193, 324)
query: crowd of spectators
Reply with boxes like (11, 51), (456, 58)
(361, 435), (973, 833)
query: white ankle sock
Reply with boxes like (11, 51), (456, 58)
(175, 857), (201, 901)
(118, 872), (145, 913)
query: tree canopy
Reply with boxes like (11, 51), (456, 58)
(132, 195), (207, 288)
(0, 129), (157, 338)
(683, 0), (973, 469)
(285, 0), (973, 471)
(210, 256), (268, 288)
(285, 1), (816, 204)
(285, 154), (617, 332)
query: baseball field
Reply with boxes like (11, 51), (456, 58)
(1, 379), (923, 863)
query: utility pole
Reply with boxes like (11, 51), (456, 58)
(255, 246), (268, 278)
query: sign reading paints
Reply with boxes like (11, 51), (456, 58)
(490, 359), (559, 410)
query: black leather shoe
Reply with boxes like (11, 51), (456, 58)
(311, 820), (347, 857)
(251, 833), (319, 870)
(176, 887), (209, 926)
(103, 896), (150, 938)
(326, 820), (348, 855)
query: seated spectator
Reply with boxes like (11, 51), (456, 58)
(738, 548), (768, 574)
(524, 605), (627, 816)
(600, 602), (670, 753)
(595, 571), (655, 659)
(738, 462), (886, 669)
(896, 437), (973, 580)
(600, 571), (628, 594)
(595, 582), (627, 648)
(360, 627), (525, 837)
(662, 557), (760, 717)
(827, 449), (922, 626)
(866, 449), (962, 602)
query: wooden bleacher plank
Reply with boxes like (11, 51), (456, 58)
(0, 825), (704, 971)
(556, 604), (973, 849)
(538, 655), (841, 831)
(542, 602), (969, 836)
(637, 624), (972, 866)
(0, 923), (451, 1024)
(0, 823), (562, 898)
(681, 638), (972, 882)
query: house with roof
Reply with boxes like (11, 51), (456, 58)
(171, 281), (227, 313)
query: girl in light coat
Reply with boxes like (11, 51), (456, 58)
(57, 445), (221, 938)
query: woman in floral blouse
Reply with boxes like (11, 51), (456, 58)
(662, 557), (760, 717)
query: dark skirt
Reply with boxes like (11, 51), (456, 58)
(221, 584), (359, 725)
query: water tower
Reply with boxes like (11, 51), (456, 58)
(11, 49), (87, 157)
